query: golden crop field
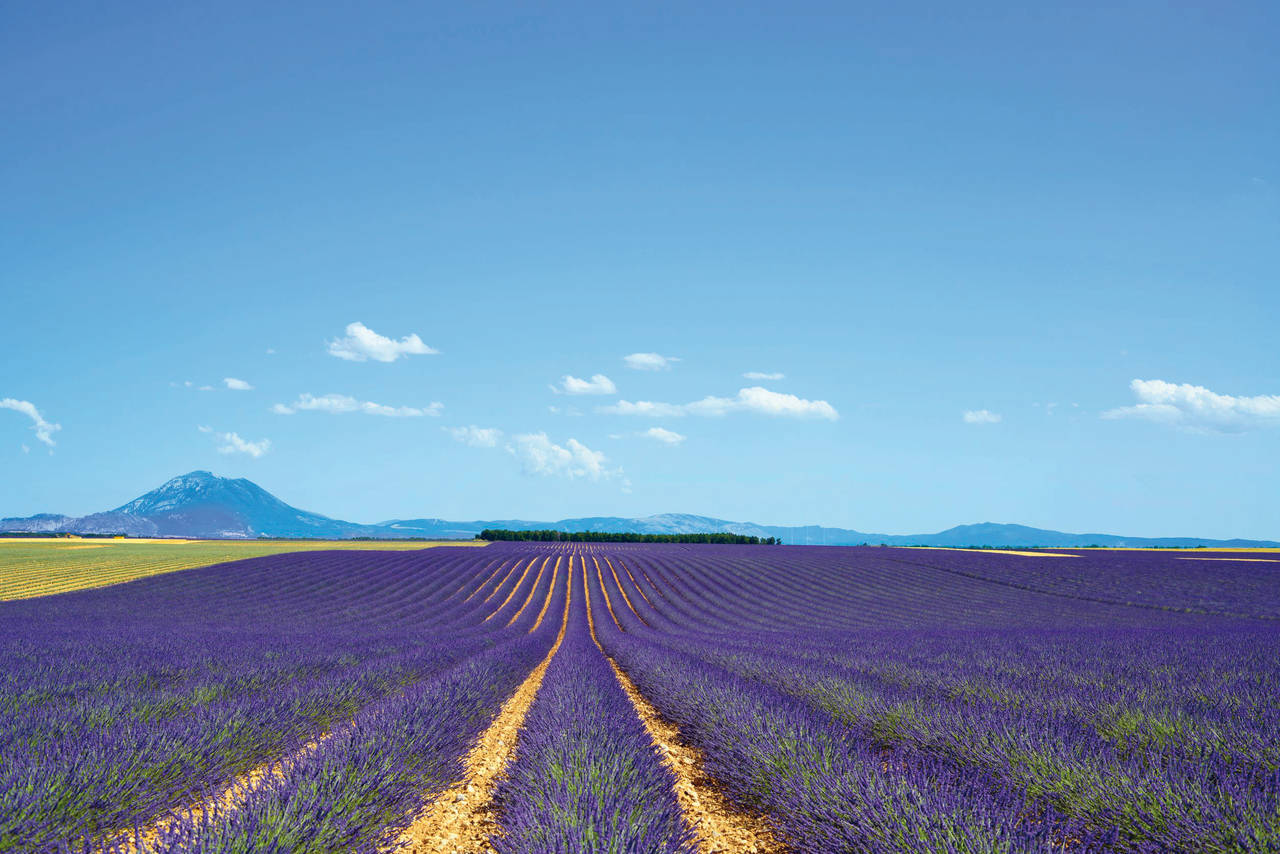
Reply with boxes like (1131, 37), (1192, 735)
(0, 538), (486, 601)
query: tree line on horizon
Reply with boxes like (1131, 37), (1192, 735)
(475, 529), (779, 545)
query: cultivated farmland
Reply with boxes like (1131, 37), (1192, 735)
(2, 543), (1277, 852)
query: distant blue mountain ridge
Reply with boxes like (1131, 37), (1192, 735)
(2, 470), (1275, 548)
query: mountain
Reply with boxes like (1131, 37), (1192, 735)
(1, 471), (385, 539)
(2, 471), (1277, 547)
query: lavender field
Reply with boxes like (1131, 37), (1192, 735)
(2, 543), (1278, 853)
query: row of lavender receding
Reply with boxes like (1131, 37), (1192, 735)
(4, 541), (1278, 851)
(585, 544), (1280, 851)
(491, 563), (694, 853)
(2, 548), (554, 851)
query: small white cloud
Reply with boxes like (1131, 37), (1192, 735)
(743, 371), (785, 381)
(963, 410), (1002, 424)
(224, 377), (253, 391)
(327, 321), (438, 363)
(21, 444), (30, 454)
(604, 400), (687, 417)
(184, 381), (193, 388)
(553, 374), (617, 395)
(265, 348), (276, 355)
(198, 385), (214, 391)
(1, 398), (61, 448)
(642, 427), (686, 445)
(445, 425), (503, 447)
(611, 427), (687, 444)
(1102, 379), (1280, 432)
(624, 352), (680, 371)
(272, 393), (442, 417)
(208, 429), (270, 458)
(197, 425), (213, 433)
(602, 387), (837, 420)
(508, 433), (619, 480)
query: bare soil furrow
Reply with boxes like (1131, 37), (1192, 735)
(387, 558), (572, 854)
(583, 558), (783, 854)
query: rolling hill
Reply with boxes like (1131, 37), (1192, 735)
(2, 471), (1275, 547)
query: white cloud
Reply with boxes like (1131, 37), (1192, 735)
(445, 425), (503, 447)
(610, 427), (687, 444)
(624, 352), (679, 371)
(272, 393), (443, 417)
(508, 433), (618, 480)
(553, 374), (617, 395)
(1102, 379), (1280, 432)
(642, 427), (686, 445)
(743, 371), (785, 381)
(224, 377), (253, 391)
(604, 400), (687, 417)
(1, 398), (61, 448)
(963, 409), (1002, 424)
(212, 430), (270, 458)
(602, 386), (837, 420)
(327, 321), (438, 362)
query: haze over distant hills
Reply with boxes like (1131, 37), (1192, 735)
(2, 471), (1276, 548)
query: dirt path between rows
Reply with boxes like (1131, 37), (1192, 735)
(386, 558), (572, 854)
(109, 560), (549, 853)
(107, 732), (330, 853)
(585, 561), (783, 854)
(606, 656), (785, 854)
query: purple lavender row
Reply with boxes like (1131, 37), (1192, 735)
(490, 565), (695, 854)
(0, 548), (521, 851)
(892, 547), (1280, 620)
(589, 613), (1095, 850)
(609, 548), (1280, 851)
(632, 621), (1280, 850)
(620, 548), (1280, 769)
(594, 554), (1092, 850)
(142, 556), (569, 853)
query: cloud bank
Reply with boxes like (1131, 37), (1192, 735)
(1103, 379), (1280, 432)
(624, 352), (679, 371)
(602, 387), (837, 420)
(553, 374), (617, 395)
(1, 398), (60, 448)
(273, 393), (443, 417)
(327, 322), (438, 362)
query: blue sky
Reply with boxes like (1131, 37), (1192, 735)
(2, 1), (1277, 538)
